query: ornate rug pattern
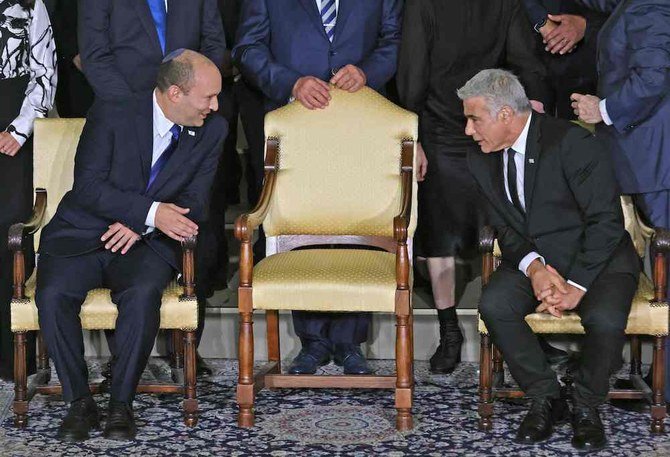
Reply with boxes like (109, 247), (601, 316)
(0, 360), (668, 456)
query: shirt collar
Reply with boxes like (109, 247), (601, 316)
(506, 112), (532, 156)
(153, 90), (176, 138)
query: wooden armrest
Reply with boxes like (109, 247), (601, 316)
(479, 225), (496, 254)
(180, 235), (197, 298)
(8, 188), (47, 252)
(235, 138), (279, 243)
(393, 140), (414, 243)
(652, 228), (670, 302)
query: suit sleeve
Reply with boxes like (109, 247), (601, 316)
(396, 0), (430, 119)
(356, 0), (402, 90)
(70, 106), (154, 234)
(199, 0), (227, 68)
(505, 0), (551, 106)
(562, 128), (626, 289)
(604, 3), (670, 133)
(521, 0), (548, 28)
(79, 0), (134, 100)
(232, 0), (302, 104)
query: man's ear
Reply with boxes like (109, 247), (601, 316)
(166, 85), (182, 103)
(498, 106), (513, 124)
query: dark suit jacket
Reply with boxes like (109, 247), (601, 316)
(39, 96), (228, 270)
(232, 0), (402, 110)
(79, 0), (226, 101)
(577, 0), (670, 194)
(468, 113), (638, 289)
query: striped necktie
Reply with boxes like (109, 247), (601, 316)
(320, 0), (337, 42)
(147, 124), (180, 191)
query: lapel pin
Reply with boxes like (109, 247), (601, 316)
(528, 158), (535, 164)
(187, 130), (195, 136)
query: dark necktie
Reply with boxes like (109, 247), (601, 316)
(147, 0), (167, 54)
(147, 124), (180, 191)
(506, 148), (525, 216)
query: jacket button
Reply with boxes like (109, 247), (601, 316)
(329, 50), (337, 56)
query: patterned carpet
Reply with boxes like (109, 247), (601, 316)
(0, 359), (668, 456)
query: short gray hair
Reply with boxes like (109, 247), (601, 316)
(456, 69), (531, 116)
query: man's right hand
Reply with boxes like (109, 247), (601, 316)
(155, 203), (199, 241)
(527, 259), (568, 303)
(292, 76), (331, 110)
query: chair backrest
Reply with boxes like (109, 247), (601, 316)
(262, 87), (418, 239)
(33, 118), (86, 247)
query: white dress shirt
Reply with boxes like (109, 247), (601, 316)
(504, 113), (587, 291)
(598, 98), (614, 126)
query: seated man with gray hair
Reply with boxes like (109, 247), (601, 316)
(461, 69), (639, 451)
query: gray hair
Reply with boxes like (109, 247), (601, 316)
(456, 69), (531, 117)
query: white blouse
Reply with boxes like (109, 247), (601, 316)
(0, 0), (57, 146)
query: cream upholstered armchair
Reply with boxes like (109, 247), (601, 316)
(9, 118), (200, 428)
(478, 196), (669, 434)
(234, 87), (418, 431)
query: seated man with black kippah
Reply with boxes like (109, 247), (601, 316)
(36, 49), (227, 442)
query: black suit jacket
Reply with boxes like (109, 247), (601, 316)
(467, 113), (638, 289)
(79, 0), (226, 101)
(39, 96), (228, 270)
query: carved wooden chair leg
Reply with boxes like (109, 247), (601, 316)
(238, 310), (255, 427)
(395, 311), (413, 431)
(479, 333), (494, 431)
(266, 310), (281, 374)
(13, 332), (28, 428)
(183, 330), (198, 427)
(650, 335), (666, 434)
(630, 335), (642, 377)
(492, 344), (504, 387)
(172, 329), (184, 369)
(37, 331), (50, 384)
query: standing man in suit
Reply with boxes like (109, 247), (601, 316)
(570, 0), (670, 404)
(462, 69), (639, 451)
(232, 0), (402, 375)
(36, 50), (227, 442)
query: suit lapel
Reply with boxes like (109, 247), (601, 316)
(298, 0), (329, 41)
(135, 97), (154, 188)
(134, 0), (163, 55)
(331, 0), (354, 45)
(523, 113), (541, 216)
(147, 126), (198, 194)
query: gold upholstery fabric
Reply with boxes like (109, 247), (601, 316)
(252, 249), (397, 312)
(263, 87), (418, 238)
(621, 195), (655, 257)
(478, 274), (668, 336)
(11, 274), (198, 333)
(33, 118), (86, 247)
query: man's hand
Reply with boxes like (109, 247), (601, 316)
(544, 14), (586, 55)
(538, 18), (558, 41)
(570, 93), (603, 124)
(416, 142), (428, 182)
(73, 53), (83, 72)
(530, 100), (545, 114)
(527, 260), (569, 303)
(0, 132), (21, 156)
(330, 64), (367, 92)
(536, 282), (586, 318)
(101, 222), (140, 254)
(155, 203), (199, 242)
(292, 76), (331, 110)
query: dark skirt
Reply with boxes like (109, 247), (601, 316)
(0, 76), (36, 379)
(414, 142), (483, 259)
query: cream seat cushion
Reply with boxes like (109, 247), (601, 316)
(11, 273), (198, 332)
(252, 249), (397, 312)
(479, 274), (668, 336)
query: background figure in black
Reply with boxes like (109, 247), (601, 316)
(49, 0), (93, 117)
(397, 0), (550, 374)
(522, 0), (608, 118)
(0, 0), (56, 380)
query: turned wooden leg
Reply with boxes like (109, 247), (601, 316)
(183, 331), (198, 427)
(650, 336), (666, 434)
(13, 332), (28, 428)
(172, 330), (184, 369)
(395, 312), (413, 431)
(266, 310), (281, 373)
(630, 335), (642, 377)
(238, 310), (255, 427)
(479, 333), (494, 431)
(492, 344), (504, 387)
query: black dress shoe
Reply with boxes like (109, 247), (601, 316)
(334, 344), (373, 375)
(288, 345), (331, 375)
(57, 396), (100, 442)
(571, 406), (606, 451)
(515, 397), (570, 444)
(103, 401), (137, 441)
(196, 353), (213, 377)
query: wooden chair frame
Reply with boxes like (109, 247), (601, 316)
(477, 225), (669, 434)
(10, 188), (199, 427)
(234, 138), (415, 431)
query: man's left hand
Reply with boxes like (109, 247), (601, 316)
(570, 93), (603, 124)
(330, 64), (366, 92)
(536, 283), (586, 318)
(0, 132), (21, 156)
(544, 14), (586, 55)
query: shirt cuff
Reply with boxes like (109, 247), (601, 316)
(8, 130), (27, 147)
(145, 202), (160, 228)
(567, 280), (588, 292)
(519, 252), (545, 277)
(599, 99), (613, 126)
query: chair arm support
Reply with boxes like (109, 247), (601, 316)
(479, 225), (496, 254)
(652, 228), (670, 254)
(8, 188), (47, 253)
(180, 235), (197, 298)
(652, 228), (670, 302)
(393, 140), (415, 243)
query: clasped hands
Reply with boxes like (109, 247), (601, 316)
(291, 64), (366, 110)
(527, 259), (585, 318)
(100, 203), (198, 254)
(539, 14), (586, 55)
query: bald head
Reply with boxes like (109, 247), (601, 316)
(157, 49), (217, 94)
